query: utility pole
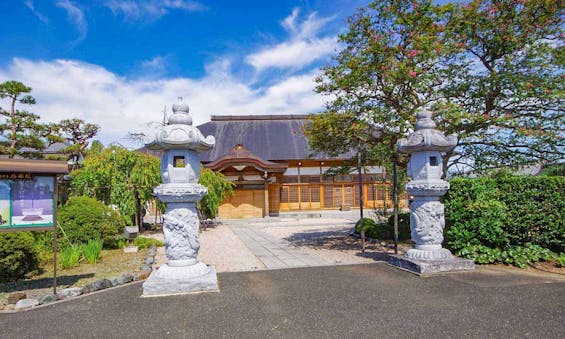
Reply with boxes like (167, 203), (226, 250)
(358, 149), (365, 252)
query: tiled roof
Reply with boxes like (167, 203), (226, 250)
(198, 115), (334, 163)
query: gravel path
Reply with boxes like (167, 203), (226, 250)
(153, 216), (411, 272)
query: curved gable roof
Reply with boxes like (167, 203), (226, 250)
(198, 115), (316, 163)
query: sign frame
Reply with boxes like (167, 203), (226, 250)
(0, 174), (59, 233)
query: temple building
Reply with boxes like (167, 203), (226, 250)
(196, 115), (402, 219)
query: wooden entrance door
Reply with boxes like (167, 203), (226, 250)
(218, 189), (264, 218)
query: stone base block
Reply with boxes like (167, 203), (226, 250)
(388, 255), (475, 275)
(142, 263), (218, 297)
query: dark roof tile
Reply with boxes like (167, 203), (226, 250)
(198, 115), (318, 162)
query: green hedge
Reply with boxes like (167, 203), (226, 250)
(0, 232), (40, 282)
(58, 196), (125, 247)
(444, 175), (564, 267)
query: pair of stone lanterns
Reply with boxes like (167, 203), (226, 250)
(142, 98), (470, 296)
(389, 110), (474, 274)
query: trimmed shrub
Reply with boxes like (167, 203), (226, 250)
(33, 231), (55, 264)
(354, 215), (411, 241)
(57, 196), (125, 247)
(557, 253), (565, 267)
(355, 218), (376, 239)
(444, 175), (564, 266)
(0, 232), (40, 282)
(386, 213), (412, 241)
(134, 236), (165, 249)
(103, 235), (127, 249)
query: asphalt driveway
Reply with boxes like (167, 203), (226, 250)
(1, 263), (564, 339)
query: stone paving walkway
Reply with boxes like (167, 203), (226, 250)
(230, 227), (328, 269)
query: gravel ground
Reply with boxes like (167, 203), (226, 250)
(153, 217), (412, 272)
(153, 224), (266, 272)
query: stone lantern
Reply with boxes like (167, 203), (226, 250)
(142, 98), (218, 296)
(389, 110), (474, 274)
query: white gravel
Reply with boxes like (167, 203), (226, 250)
(152, 216), (409, 272)
(153, 224), (266, 273)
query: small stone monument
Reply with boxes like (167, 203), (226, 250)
(388, 110), (474, 274)
(142, 98), (218, 296)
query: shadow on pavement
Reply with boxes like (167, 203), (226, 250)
(0, 273), (95, 293)
(282, 229), (392, 262)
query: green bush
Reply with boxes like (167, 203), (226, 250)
(355, 218), (377, 234)
(134, 236), (164, 249)
(81, 239), (103, 264)
(386, 213), (412, 241)
(539, 163), (565, 177)
(57, 196), (125, 247)
(103, 235), (127, 249)
(353, 215), (410, 241)
(444, 175), (564, 266)
(198, 168), (235, 219)
(0, 232), (40, 282)
(59, 245), (82, 269)
(556, 253), (565, 267)
(33, 231), (55, 264)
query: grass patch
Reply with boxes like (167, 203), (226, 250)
(59, 245), (82, 269)
(81, 239), (103, 264)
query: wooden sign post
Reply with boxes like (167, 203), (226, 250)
(0, 159), (69, 294)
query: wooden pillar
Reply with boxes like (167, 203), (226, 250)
(319, 162), (324, 209)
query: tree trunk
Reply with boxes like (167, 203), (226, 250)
(442, 151), (452, 179)
(133, 186), (143, 233)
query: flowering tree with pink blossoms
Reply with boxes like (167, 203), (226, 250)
(307, 0), (564, 174)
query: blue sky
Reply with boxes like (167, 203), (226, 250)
(0, 0), (369, 146)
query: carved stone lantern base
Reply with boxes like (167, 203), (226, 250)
(388, 255), (475, 275)
(142, 183), (219, 297)
(142, 263), (218, 297)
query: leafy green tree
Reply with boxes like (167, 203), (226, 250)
(198, 168), (235, 219)
(0, 80), (61, 158)
(307, 0), (453, 170)
(70, 145), (161, 228)
(308, 0), (564, 175)
(443, 0), (564, 172)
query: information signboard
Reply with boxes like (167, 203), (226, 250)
(0, 175), (56, 231)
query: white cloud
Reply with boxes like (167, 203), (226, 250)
(246, 38), (336, 71)
(138, 56), (170, 78)
(104, 0), (206, 22)
(245, 8), (337, 71)
(23, 0), (49, 24)
(281, 7), (300, 34)
(56, 0), (87, 43)
(0, 58), (325, 147)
